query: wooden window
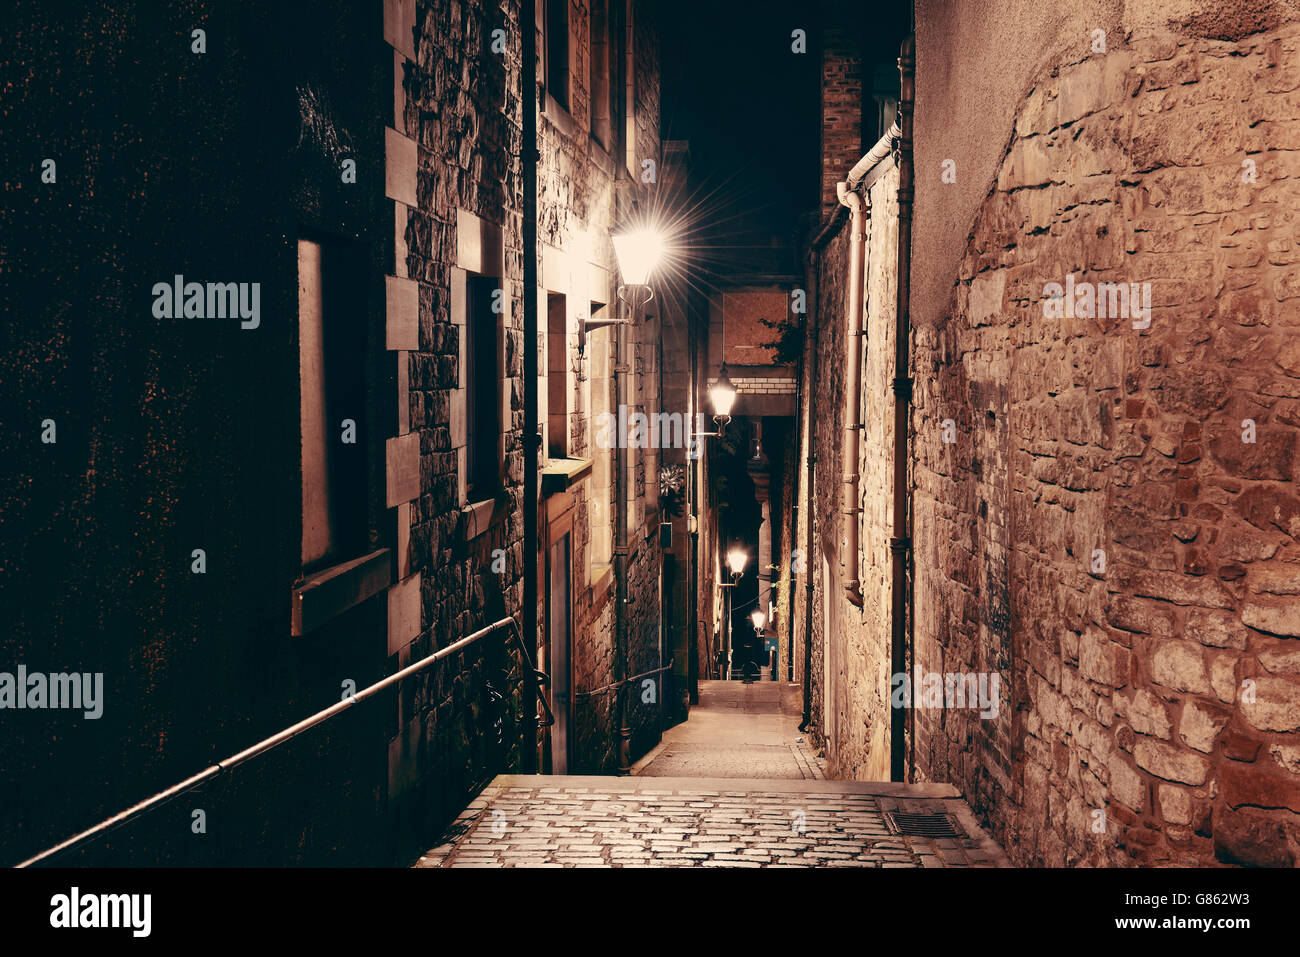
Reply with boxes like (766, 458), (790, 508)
(298, 237), (367, 570)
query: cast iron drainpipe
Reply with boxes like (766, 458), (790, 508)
(836, 181), (867, 607)
(522, 0), (541, 773)
(609, 0), (633, 776)
(16, 618), (552, 868)
(889, 35), (916, 784)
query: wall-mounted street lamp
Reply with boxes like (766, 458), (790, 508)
(610, 227), (664, 286)
(692, 362), (738, 444)
(580, 226), (665, 353)
(726, 547), (748, 579)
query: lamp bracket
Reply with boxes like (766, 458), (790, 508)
(616, 284), (655, 307)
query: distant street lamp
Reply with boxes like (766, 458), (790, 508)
(688, 362), (739, 455)
(719, 546), (748, 680)
(750, 608), (766, 632)
(709, 362), (737, 426)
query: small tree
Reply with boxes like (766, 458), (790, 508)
(757, 314), (805, 365)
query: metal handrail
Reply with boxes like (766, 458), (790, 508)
(16, 616), (550, 868)
(574, 659), (674, 698)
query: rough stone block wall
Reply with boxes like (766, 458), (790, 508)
(535, 0), (617, 773)
(394, 0), (528, 858)
(774, 415), (798, 681)
(810, 229), (848, 755)
(532, 0), (665, 773)
(852, 168), (899, 781)
(807, 168), (898, 781)
(621, 3), (666, 761)
(912, 22), (1300, 866)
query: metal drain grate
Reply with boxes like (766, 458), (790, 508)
(883, 811), (963, 839)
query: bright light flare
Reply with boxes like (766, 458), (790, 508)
(611, 227), (665, 285)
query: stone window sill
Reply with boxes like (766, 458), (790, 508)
(542, 456), (593, 496)
(588, 135), (614, 172)
(460, 495), (505, 542)
(292, 548), (392, 637)
(543, 93), (576, 137)
(590, 562), (615, 614)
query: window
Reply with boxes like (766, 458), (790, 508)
(466, 275), (501, 499)
(547, 293), (568, 458)
(545, 0), (570, 111)
(299, 237), (367, 570)
(623, 0), (635, 174)
(590, 0), (612, 147)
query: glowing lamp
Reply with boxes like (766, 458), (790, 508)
(710, 363), (737, 421)
(611, 227), (664, 286)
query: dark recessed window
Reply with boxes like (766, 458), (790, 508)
(466, 275), (502, 500)
(299, 236), (367, 570)
(546, 0), (570, 111)
(547, 292), (568, 458)
(590, 0), (611, 147)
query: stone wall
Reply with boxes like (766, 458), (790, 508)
(809, 228), (846, 758)
(2, 0), (400, 866)
(912, 20), (1300, 866)
(391, 0), (528, 857)
(532, 0), (667, 774)
(806, 167), (898, 781)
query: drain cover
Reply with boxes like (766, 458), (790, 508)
(884, 811), (963, 839)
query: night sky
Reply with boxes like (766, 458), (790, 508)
(657, 0), (824, 276)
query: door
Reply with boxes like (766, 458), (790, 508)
(548, 533), (572, 773)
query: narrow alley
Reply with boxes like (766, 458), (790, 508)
(417, 682), (1007, 867)
(2, 0), (1296, 939)
(632, 681), (819, 779)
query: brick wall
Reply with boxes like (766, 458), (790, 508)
(912, 22), (1300, 866)
(820, 23), (863, 220)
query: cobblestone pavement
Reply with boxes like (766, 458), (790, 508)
(416, 776), (1009, 868)
(418, 679), (1008, 868)
(632, 681), (824, 779)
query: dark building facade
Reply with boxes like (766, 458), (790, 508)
(2, 0), (690, 867)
